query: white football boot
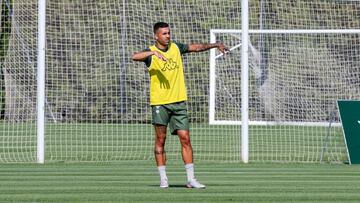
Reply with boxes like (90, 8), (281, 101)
(186, 179), (206, 189)
(160, 179), (169, 188)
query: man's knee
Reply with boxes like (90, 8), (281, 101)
(154, 148), (165, 155)
(155, 136), (166, 146)
(178, 134), (191, 146)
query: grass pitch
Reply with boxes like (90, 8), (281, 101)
(1, 161), (360, 203)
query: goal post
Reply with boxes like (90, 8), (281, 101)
(241, 0), (249, 164)
(37, 0), (46, 164)
(211, 0), (250, 163)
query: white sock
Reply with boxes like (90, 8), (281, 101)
(158, 165), (168, 181)
(185, 163), (195, 181)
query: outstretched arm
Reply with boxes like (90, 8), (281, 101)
(132, 50), (167, 62)
(187, 42), (228, 54)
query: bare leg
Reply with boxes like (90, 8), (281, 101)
(178, 129), (204, 186)
(177, 130), (193, 164)
(154, 125), (167, 166)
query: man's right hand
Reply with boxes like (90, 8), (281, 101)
(152, 51), (168, 61)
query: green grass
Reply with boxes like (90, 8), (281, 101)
(0, 123), (347, 163)
(0, 123), (354, 202)
(0, 161), (360, 203)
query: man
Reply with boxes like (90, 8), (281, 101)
(132, 22), (228, 189)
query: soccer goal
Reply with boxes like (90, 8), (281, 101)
(209, 27), (360, 163)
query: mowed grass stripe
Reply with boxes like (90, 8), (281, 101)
(0, 162), (360, 203)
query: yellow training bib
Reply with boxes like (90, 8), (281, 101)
(148, 43), (187, 105)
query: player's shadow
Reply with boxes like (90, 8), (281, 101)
(149, 184), (187, 188)
(169, 184), (187, 188)
(149, 69), (170, 89)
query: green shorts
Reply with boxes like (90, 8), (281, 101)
(151, 102), (189, 135)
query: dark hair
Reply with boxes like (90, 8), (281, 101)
(153, 22), (169, 33)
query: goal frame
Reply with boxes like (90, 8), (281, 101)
(209, 28), (360, 163)
(209, 28), (360, 127)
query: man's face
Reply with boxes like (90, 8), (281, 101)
(155, 27), (171, 47)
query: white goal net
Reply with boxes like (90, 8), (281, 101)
(1, 0), (359, 163)
(210, 29), (360, 163)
